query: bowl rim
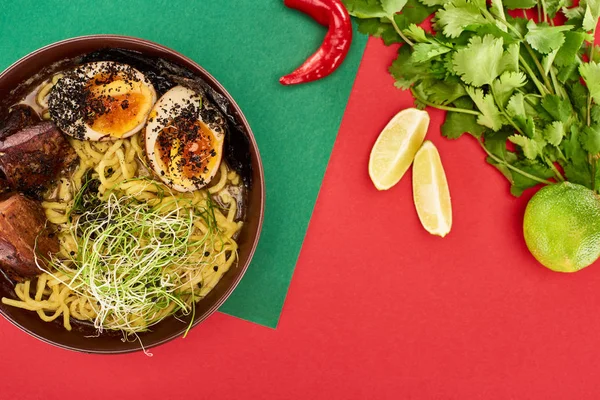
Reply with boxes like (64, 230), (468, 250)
(0, 34), (265, 354)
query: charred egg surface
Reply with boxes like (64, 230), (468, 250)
(48, 61), (156, 140)
(145, 85), (226, 192)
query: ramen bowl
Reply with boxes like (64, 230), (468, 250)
(0, 35), (264, 354)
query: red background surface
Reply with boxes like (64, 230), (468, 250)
(3, 37), (600, 399)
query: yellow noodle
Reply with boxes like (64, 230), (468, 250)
(124, 140), (136, 163)
(208, 164), (228, 194)
(52, 73), (64, 84)
(4, 132), (244, 334)
(42, 201), (68, 209)
(57, 180), (73, 202)
(36, 82), (53, 108)
(84, 141), (107, 161)
(45, 210), (68, 225)
(116, 148), (134, 179)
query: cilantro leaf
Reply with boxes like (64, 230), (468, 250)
(484, 129), (516, 160)
(441, 111), (486, 139)
(403, 24), (428, 42)
(418, 0), (450, 5)
(580, 61), (600, 103)
(466, 86), (505, 130)
(492, 71), (527, 106)
(483, 129), (519, 183)
(419, 77), (467, 104)
(412, 42), (453, 62)
(382, 0), (408, 15)
(503, 0), (536, 9)
(557, 62), (579, 83)
(343, 0), (388, 18)
(563, 161), (592, 187)
(591, 103), (600, 124)
(491, 0), (508, 32)
(544, 121), (565, 146)
(563, 124), (589, 163)
(545, 0), (568, 18)
(581, 124), (600, 154)
(473, 22), (517, 43)
(554, 31), (586, 67)
(506, 92), (526, 118)
(435, 0), (490, 38)
(525, 20), (573, 53)
(453, 35), (504, 86)
(563, 4), (586, 21)
(509, 134), (546, 159)
(583, 0), (600, 31)
(350, 0), (435, 45)
(389, 45), (424, 89)
(510, 160), (554, 196)
(394, 0), (437, 29)
(357, 19), (402, 45)
(567, 82), (589, 121)
(541, 94), (574, 122)
(541, 49), (558, 75)
(507, 16), (529, 37)
(519, 116), (537, 138)
(499, 43), (520, 73)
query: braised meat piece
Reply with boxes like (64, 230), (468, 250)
(0, 104), (40, 141)
(0, 122), (76, 197)
(0, 193), (58, 281)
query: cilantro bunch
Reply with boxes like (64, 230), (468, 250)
(344, 0), (600, 196)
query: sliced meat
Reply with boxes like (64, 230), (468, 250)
(0, 121), (76, 198)
(0, 104), (40, 141)
(0, 193), (59, 281)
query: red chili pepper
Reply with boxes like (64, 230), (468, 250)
(280, 0), (353, 85)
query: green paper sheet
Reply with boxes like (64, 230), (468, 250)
(0, 0), (367, 328)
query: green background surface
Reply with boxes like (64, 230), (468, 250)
(0, 0), (367, 328)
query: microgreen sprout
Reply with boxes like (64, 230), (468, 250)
(44, 178), (226, 334)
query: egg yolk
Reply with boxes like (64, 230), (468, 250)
(85, 75), (152, 137)
(155, 120), (220, 185)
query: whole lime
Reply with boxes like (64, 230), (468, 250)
(523, 182), (600, 273)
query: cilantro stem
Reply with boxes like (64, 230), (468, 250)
(409, 88), (480, 115)
(587, 96), (593, 126)
(478, 140), (554, 185)
(556, 147), (567, 162)
(549, 68), (567, 98)
(490, 86), (525, 136)
(524, 44), (555, 94)
(390, 17), (414, 47)
(492, 6), (555, 94)
(519, 54), (549, 95)
(540, 0), (548, 23)
(587, 29), (596, 127)
(544, 156), (565, 181)
(591, 154), (597, 191)
(490, 87), (565, 183)
(480, 7), (522, 38)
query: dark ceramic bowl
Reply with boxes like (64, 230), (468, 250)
(0, 35), (264, 353)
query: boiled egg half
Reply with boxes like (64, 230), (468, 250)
(145, 85), (226, 192)
(48, 61), (156, 140)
